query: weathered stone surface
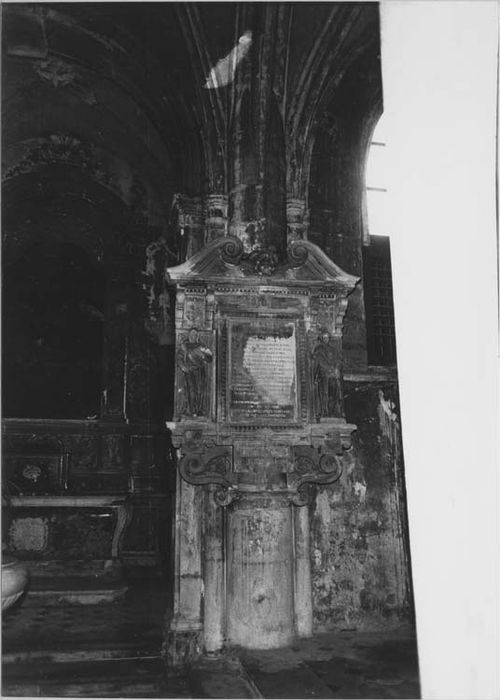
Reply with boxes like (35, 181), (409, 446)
(227, 493), (295, 648)
(310, 382), (412, 631)
(229, 320), (298, 422)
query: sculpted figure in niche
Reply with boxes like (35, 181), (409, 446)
(176, 328), (213, 417)
(312, 330), (343, 419)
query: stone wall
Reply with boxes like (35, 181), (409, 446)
(310, 380), (413, 631)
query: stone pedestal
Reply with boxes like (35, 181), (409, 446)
(166, 236), (358, 661)
(226, 492), (294, 648)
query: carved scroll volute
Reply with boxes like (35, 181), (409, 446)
(177, 438), (240, 506)
(289, 444), (345, 506)
(287, 239), (309, 268)
(219, 236), (244, 266)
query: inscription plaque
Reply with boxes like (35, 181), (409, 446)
(229, 320), (298, 422)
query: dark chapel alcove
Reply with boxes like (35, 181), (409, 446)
(3, 238), (104, 420)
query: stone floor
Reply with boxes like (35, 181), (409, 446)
(2, 572), (420, 698)
(2, 570), (168, 663)
(235, 630), (421, 699)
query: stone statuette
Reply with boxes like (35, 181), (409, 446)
(176, 328), (213, 418)
(311, 330), (344, 419)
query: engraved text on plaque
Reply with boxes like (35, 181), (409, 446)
(229, 320), (298, 422)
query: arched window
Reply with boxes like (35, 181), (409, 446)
(363, 113), (397, 366)
(365, 113), (391, 238)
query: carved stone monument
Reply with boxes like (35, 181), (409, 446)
(166, 236), (358, 661)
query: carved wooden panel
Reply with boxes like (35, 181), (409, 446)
(3, 453), (68, 496)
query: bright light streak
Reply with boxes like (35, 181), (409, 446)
(203, 31), (252, 89)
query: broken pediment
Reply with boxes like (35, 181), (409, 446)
(166, 236), (359, 294)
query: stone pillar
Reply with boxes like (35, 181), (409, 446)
(228, 115), (267, 255)
(226, 492), (295, 649)
(167, 477), (203, 665)
(227, 29), (288, 261)
(293, 504), (313, 637)
(203, 485), (225, 653)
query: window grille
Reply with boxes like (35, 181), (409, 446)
(363, 235), (397, 366)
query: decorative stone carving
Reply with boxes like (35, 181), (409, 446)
(287, 239), (309, 268)
(167, 233), (359, 505)
(2, 434), (68, 496)
(169, 428), (240, 507)
(311, 330), (344, 419)
(286, 197), (309, 243)
(219, 235), (244, 265)
(178, 445), (239, 507)
(10, 516), (49, 551)
(204, 194), (228, 242)
(288, 444), (346, 506)
(33, 58), (97, 105)
(3, 135), (112, 187)
(35, 58), (77, 88)
(247, 245), (279, 275)
(176, 329), (213, 418)
(166, 234), (359, 657)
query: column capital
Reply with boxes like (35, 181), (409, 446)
(204, 193), (228, 243)
(286, 196), (310, 243)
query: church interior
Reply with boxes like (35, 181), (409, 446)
(2, 2), (421, 697)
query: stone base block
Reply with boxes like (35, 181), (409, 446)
(164, 628), (203, 668)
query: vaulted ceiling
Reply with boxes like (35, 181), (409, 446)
(2, 2), (381, 251)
